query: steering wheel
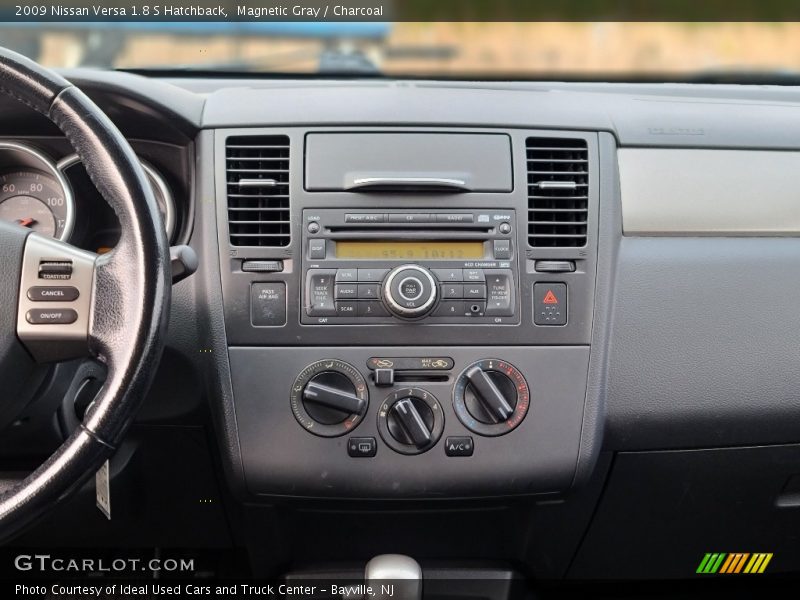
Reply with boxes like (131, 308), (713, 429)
(0, 49), (170, 540)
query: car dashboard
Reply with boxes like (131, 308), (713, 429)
(4, 70), (800, 586)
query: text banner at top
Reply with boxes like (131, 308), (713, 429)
(4, 0), (800, 22)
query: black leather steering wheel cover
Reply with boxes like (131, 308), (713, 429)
(0, 48), (170, 541)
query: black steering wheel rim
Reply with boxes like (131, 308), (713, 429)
(0, 48), (170, 541)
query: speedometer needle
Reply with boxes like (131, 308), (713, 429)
(16, 217), (36, 228)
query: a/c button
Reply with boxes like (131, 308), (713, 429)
(445, 436), (474, 457)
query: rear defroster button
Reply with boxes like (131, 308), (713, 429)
(26, 308), (78, 325)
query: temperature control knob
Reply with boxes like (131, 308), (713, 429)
(378, 388), (444, 454)
(291, 359), (369, 437)
(453, 359), (530, 436)
(382, 265), (438, 318)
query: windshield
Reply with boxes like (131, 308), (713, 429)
(2, 22), (800, 80)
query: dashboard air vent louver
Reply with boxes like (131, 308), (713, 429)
(226, 135), (290, 247)
(526, 137), (588, 247)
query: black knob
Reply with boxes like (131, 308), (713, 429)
(453, 359), (530, 437)
(378, 388), (444, 454)
(382, 265), (438, 318)
(465, 366), (515, 423)
(303, 373), (366, 424)
(388, 398), (433, 448)
(291, 360), (369, 437)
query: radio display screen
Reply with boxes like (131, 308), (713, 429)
(335, 240), (484, 260)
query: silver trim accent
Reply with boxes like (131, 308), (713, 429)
(238, 178), (277, 187)
(16, 233), (96, 362)
(348, 176), (469, 190)
(365, 554), (422, 600)
(0, 141), (75, 242)
(383, 265), (438, 317)
(537, 180), (577, 190)
(620, 148), (800, 235)
(57, 153), (176, 241)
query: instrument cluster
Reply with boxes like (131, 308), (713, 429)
(0, 141), (178, 252)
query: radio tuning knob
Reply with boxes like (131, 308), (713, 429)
(382, 264), (438, 318)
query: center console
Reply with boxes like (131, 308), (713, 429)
(214, 128), (599, 499)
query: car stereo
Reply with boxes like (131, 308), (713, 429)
(301, 208), (518, 325)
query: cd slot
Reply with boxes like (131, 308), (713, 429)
(328, 225), (493, 234)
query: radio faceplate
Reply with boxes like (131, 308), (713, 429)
(301, 209), (519, 325)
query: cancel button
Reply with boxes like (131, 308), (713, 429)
(26, 308), (78, 325)
(27, 286), (80, 302)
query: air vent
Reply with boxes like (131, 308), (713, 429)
(226, 135), (290, 247)
(526, 137), (588, 247)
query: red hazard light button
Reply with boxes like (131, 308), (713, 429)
(534, 283), (567, 326)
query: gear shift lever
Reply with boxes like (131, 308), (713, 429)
(364, 554), (422, 600)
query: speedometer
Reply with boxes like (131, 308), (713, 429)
(0, 170), (71, 240)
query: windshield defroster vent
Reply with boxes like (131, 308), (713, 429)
(526, 137), (588, 247)
(226, 135), (290, 247)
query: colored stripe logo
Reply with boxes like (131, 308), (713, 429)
(697, 553), (772, 574)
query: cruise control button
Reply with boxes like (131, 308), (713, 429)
(27, 286), (79, 302)
(26, 308), (78, 325)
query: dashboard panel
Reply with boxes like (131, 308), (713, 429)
(5, 69), (800, 579)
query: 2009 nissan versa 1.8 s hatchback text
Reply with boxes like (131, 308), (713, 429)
(2, 6), (800, 600)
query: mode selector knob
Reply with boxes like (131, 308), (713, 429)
(382, 265), (438, 318)
(378, 388), (445, 454)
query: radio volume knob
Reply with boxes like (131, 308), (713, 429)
(382, 265), (438, 318)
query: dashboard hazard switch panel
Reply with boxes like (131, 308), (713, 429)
(533, 283), (567, 326)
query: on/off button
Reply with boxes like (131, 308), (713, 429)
(26, 308), (78, 325)
(398, 277), (423, 301)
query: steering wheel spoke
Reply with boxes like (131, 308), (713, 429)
(15, 233), (97, 362)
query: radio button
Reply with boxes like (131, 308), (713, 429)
(464, 269), (485, 282)
(335, 268), (358, 282)
(307, 270), (336, 316)
(441, 283), (463, 299)
(357, 283), (380, 300)
(432, 268), (463, 283)
(358, 268), (389, 282)
(335, 302), (358, 316)
(485, 270), (514, 317)
(334, 283), (358, 299)
(308, 238), (327, 260)
(464, 284), (487, 299)
(493, 239), (512, 260)
(434, 301), (465, 317)
(388, 213), (433, 224)
(437, 213), (474, 223)
(345, 213), (386, 223)
(358, 301), (389, 317)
